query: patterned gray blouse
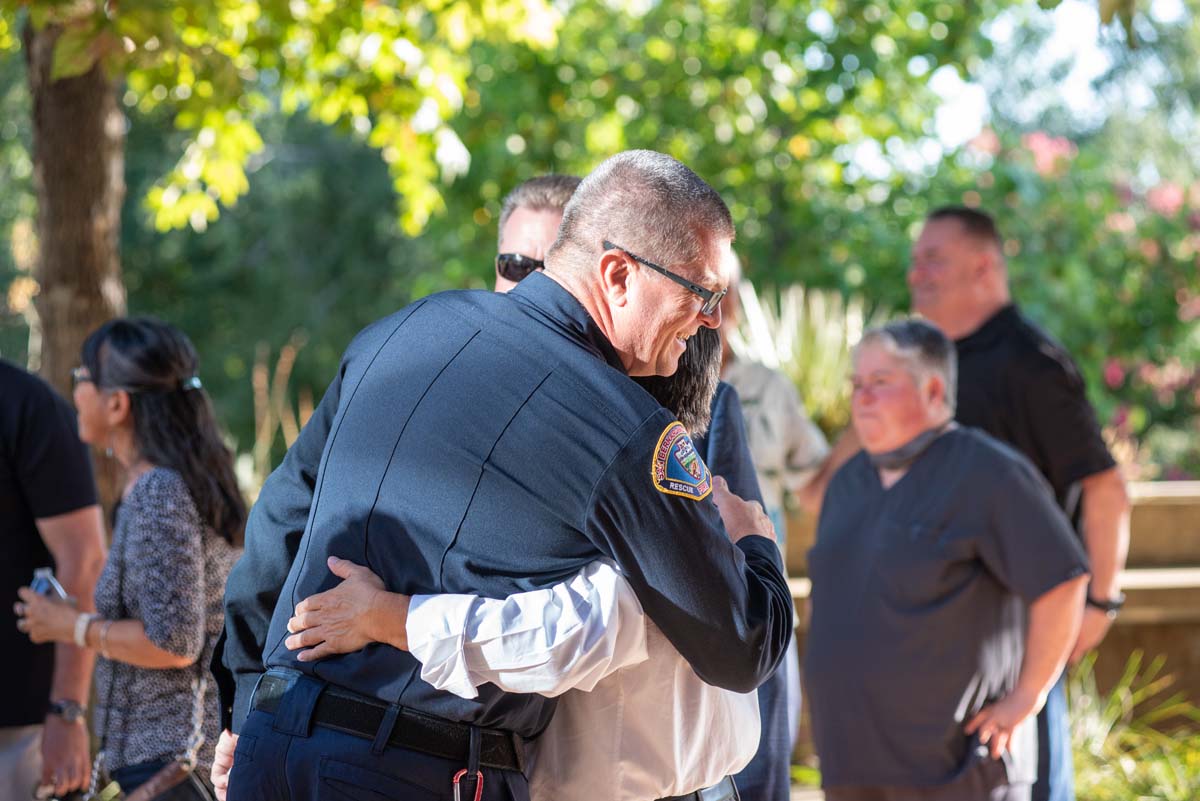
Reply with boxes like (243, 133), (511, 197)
(93, 467), (240, 775)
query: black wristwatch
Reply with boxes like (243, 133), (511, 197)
(1086, 593), (1126, 619)
(47, 699), (87, 724)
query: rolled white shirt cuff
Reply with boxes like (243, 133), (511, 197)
(408, 594), (482, 700)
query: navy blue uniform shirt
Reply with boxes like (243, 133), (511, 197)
(216, 273), (792, 736)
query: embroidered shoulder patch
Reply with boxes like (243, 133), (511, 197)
(651, 421), (713, 501)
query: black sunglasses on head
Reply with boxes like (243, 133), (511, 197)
(601, 240), (726, 316)
(495, 253), (545, 283)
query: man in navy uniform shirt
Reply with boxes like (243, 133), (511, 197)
(214, 151), (792, 801)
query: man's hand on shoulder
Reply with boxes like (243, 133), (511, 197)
(711, 476), (775, 544)
(285, 557), (411, 660)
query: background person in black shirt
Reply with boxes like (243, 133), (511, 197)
(1, 361), (106, 800)
(909, 206), (1131, 801)
(806, 320), (1089, 801)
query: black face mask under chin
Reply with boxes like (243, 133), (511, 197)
(868, 420), (956, 471)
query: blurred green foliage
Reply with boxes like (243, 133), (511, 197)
(4, 0), (560, 234)
(1069, 651), (1200, 800)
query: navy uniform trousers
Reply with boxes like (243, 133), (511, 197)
(229, 671), (529, 801)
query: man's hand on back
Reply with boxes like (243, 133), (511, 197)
(285, 556), (412, 660)
(711, 476), (775, 544)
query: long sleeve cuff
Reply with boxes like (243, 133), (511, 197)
(408, 594), (483, 700)
(407, 561), (650, 699)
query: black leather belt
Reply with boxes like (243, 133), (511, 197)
(251, 674), (525, 772)
(657, 775), (741, 801)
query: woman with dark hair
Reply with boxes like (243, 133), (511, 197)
(17, 317), (244, 799)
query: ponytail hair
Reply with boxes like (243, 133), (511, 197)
(82, 317), (246, 546)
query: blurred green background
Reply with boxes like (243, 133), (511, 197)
(1, 0), (1197, 485)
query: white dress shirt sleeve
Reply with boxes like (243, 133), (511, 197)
(406, 560), (649, 700)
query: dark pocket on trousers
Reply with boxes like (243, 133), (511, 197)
(233, 733), (256, 765)
(319, 757), (444, 801)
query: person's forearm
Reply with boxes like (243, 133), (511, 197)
(1016, 575), (1088, 703)
(49, 643), (93, 706)
(798, 427), (859, 517)
(85, 619), (196, 670)
(405, 563), (649, 698)
(1080, 467), (1130, 599)
(45, 509), (106, 705)
(367, 591), (411, 651)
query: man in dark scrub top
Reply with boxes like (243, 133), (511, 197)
(910, 207), (1130, 801)
(805, 319), (1090, 801)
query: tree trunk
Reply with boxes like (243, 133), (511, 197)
(25, 21), (126, 397)
(26, 22), (126, 511)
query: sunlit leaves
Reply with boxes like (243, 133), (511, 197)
(10, 0), (560, 232)
(146, 110), (263, 231)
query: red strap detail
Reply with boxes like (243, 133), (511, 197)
(452, 768), (484, 801)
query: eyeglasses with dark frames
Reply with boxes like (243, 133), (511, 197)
(601, 240), (726, 316)
(495, 253), (545, 283)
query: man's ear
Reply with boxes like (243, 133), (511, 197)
(926, 373), (946, 408)
(599, 250), (631, 308)
(975, 247), (1001, 281)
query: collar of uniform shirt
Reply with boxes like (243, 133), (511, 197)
(508, 272), (627, 372)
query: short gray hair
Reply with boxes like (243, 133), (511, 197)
(497, 174), (582, 248)
(548, 150), (733, 271)
(856, 319), (958, 414)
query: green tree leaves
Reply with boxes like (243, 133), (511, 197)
(10, 0), (562, 233)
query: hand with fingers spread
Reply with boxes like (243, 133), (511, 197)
(964, 686), (1041, 760)
(711, 475), (775, 544)
(285, 556), (411, 661)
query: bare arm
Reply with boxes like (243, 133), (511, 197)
(1071, 467), (1130, 661)
(797, 427), (859, 518)
(18, 594), (197, 670)
(36, 506), (106, 706)
(34, 506), (106, 796)
(87, 618), (197, 669)
(966, 573), (1088, 757)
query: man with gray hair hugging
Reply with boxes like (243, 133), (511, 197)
(804, 319), (1090, 801)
